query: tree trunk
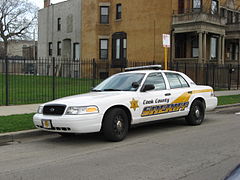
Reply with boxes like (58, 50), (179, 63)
(3, 40), (8, 58)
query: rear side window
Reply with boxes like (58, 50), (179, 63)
(165, 73), (189, 89)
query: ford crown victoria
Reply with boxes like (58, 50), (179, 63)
(33, 65), (217, 141)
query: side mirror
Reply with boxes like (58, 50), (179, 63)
(141, 84), (155, 92)
(132, 82), (140, 89)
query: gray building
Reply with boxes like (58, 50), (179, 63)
(38, 0), (82, 59)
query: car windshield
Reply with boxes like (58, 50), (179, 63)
(92, 73), (145, 91)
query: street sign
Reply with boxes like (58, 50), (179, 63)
(162, 34), (170, 70)
(163, 34), (170, 48)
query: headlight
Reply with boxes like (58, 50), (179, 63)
(37, 106), (44, 114)
(66, 106), (99, 115)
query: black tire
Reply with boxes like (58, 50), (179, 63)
(185, 100), (205, 126)
(102, 108), (129, 142)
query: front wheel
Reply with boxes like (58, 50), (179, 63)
(102, 108), (129, 142)
(185, 100), (205, 126)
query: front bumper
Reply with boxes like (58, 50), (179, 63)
(33, 113), (103, 133)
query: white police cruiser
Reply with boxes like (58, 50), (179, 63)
(33, 65), (217, 141)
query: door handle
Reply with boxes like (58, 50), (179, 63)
(188, 91), (193, 94)
(165, 93), (171, 96)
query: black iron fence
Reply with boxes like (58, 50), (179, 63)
(169, 62), (240, 90)
(0, 58), (239, 106)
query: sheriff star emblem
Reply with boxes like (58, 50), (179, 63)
(130, 98), (139, 111)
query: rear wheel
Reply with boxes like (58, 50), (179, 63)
(185, 100), (205, 126)
(102, 108), (129, 142)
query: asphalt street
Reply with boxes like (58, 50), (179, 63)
(0, 107), (240, 180)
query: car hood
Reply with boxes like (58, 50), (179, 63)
(43, 92), (131, 106)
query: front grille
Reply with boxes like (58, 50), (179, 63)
(43, 104), (66, 115)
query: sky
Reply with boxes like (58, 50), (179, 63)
(30, 0), (66, 9)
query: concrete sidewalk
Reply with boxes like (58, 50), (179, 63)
(0, 104), (40, 116)
(0, 90), (239, 116)
(214, 90), (240, 96)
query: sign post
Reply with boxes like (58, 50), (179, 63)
(162, 34), (170, 70)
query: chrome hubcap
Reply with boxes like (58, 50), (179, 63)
(116, 120), (122, 131)
(195, 108), (200, 118)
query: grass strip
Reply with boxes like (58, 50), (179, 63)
(218, 95), (240, 106)
(0, 74), (102, 105)
(0, 113), (35, 133)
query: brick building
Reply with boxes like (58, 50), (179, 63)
(80, 0), (240, 68)
(39, 0), (240, 69)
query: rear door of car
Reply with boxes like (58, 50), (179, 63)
(162, 72), (192, 118)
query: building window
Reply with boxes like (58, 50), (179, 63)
(123, 38), (127, 59)
(73, 43), (80, 60)
(57, 41), (61, 56)
(100, 6), (109, 24)
(175, 34), (187, 58)
(193, 0), (201, 9)
(57, 18), (61, 31)
(112, 32), (127, 60)
(178, 0), (185, 14)
(48, 42), (52, 56)
(211, 0), (218, 15)
(210, 37), (217, 60)
(116, 4), (122, 20)
(191, 36), (199, 58)
(236, 13), (239, 23)
(236, 44), (239, 60)
(227, 11), (233, 24)
(230, 43), (239, 61)
(220, 8), (226, 18)
(99, 39), (108, 59)
(116, 39), (120, 59)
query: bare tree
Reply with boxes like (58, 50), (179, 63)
(0, 0), (38, 57)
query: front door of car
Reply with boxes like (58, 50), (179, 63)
(136, 72), (174, 124)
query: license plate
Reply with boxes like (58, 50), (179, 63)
(42, 119), (52, 129)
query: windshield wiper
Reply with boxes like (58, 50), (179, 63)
(102, 89), (122, 91)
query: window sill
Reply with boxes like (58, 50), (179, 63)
(99, 23), (110, 26)
(115, 19), (122, 22)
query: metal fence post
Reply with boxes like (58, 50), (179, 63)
(237, 64), (239, 90)
(205, 64), (209, 85)
(184, 62), (187, 74)
(5, 56), (9, 106)
(195, 63), (198, 83)
(228, 64), (232, 90)
(212, 64), (215, 89)
(92, 59), (97, 88)
(52, 57), (55, 100)
(237, 61), (240, 89)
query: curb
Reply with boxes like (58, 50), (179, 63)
(0, 129), (52, 144)
(216, 103), (240, 109)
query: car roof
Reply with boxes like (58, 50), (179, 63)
(121, 69), (181, 74)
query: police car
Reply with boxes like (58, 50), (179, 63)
(33, 65), (217, 141)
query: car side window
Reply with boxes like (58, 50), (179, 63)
(144, 73), (166, 90)
(165, 73), (189, 89)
